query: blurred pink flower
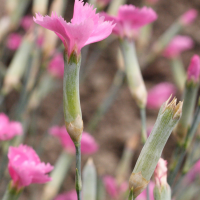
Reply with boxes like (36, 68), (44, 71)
(162, 35), (194, 58)
(0, 113), (23, 141)
(49, 126), (98, 154)
(137, 181), (155, 200)
(6, 33), (22, 50)
(154, 158), (168, 187)
(8, 144), (53, 189)
(103, 176), (128, 198)
(33, 0), (114, 57)
(187, 55), (200, 83)
(180, 9), (198, 25)
(147, 82), (176, 109)
(48, 53), (64, 78)
(54, 190), (77, 200)
(21, 15), (34, 30)
(100, 5), (157, 39)
(186, 160), (200, 182)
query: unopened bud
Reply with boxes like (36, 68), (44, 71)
(187, 55), (200, 83)
(129, 96), (182, 197)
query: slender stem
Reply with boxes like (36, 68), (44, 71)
(140, 107), (147, 144)
(146, 184), (150, 200)
(86, 69), (125, 133)
(170, 57), (186, 92)
(75, 142), (82, 200)
(128, 189), (135, 200)
(2, 183), (22, 200)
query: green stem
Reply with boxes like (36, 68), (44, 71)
(86, 69), (125, 133)
(140, 107), (147, 144)
(146, 184), (150, 200)
(75, 143), (82, 200)
(2, 183), (22, 200)
(128, 188), (135, 200)
(170, 57), (186, 92)
(42, 151), (73, 200)
(120, 38), (147, 108)
(140, 21), (183, 69)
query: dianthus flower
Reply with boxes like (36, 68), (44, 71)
(8, 145), (53, 189)
(147, 82), (176, 109)
(49, 126), (98, 154)
(48, 52), (64, 78)
(54, 190), (77, 200)
(6, 33), (22, 50)
(0, 113), (23, 141)
(33, 0), (115, 58)
(163, 35), (194, 58)
(101, 5), (157, 39)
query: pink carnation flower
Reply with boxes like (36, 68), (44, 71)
(0, 113), (23, 141)
(100, 5), (157, 39)
(103, 176), (128, 198)
(49, 126), (98, 154)
(187, 55), (200, 83)
(6, 33), (22, 50)
(180, 9), (198, 26)
(137, 181), (155, 200)
(21, 15), (34, 30)
(48, 53), (64, 78)
(33, 0), (115, 58)
(162, 35), (194, 59)
(147, 82), (176, 109)
(8, 144), (53, 189)
(54, 190), (77, 200)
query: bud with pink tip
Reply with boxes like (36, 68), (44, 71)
(6, 33), (22, 50)
(147, 82), (176, 110)
(180, 9), (198, 26)
(49, 126), (98, 155)
(8, 145), (53, 189)
(0, 113), (23, 141)
(54, 190), (77, 200)
(153, 158), (171, 200)
(187, 55), (200, 83)
(162, 35), (194, 59)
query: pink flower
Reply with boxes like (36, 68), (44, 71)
(54, 190), (77, 200)
(187, 55), (200, 83)
(180, 9), (198, 25)
(0, 113), (23, 141)
(33, 0), (114, 58)
(8, 144), (53, 189)
(48, 53), (64, 78)
(186, 160), (200, 182)
(100, 5), (157, 39)
(103, 176), (128, 198)
(162, 35), (194, 58)
(21, 15), (34, 30)
(154, 158), (168, 187)
(49, 126), (98, 154)
(6, 33), (22, 50)
(137, 181), (155, 200)
(147, 82), (176, 109)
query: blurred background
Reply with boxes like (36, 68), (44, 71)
(0, 0), (200, 199)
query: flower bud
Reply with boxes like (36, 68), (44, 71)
(153, 158), (171, 200)
(129, 97), (182, 197)
(187, 55), (200, 83)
